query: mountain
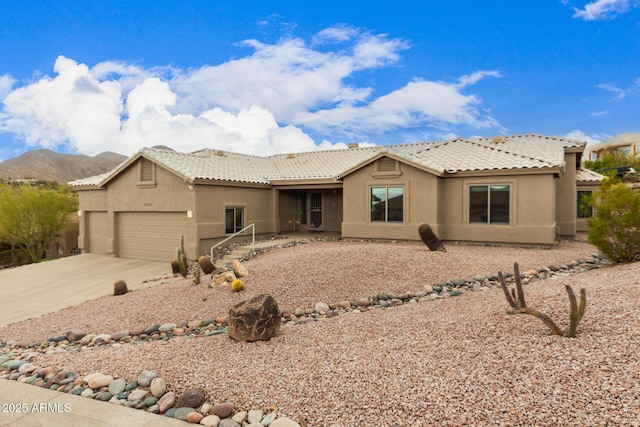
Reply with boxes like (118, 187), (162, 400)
(0, 149), (127, 184)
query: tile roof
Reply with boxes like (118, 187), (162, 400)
(576, 167), (605, 182)
(69, 134), (588, 188)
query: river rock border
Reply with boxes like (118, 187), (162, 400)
(1, 245), (608, 426)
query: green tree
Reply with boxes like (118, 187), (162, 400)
(586, 178), (640, 262)
(0, 183), (78, 263)
(584, 152), (640, 174)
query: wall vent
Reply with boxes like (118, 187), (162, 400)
(377, 157), (397, 172)
(140, 158), (154, 182)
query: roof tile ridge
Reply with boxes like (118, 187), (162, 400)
(464, 137), (555, 165)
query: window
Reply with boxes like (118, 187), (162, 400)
(371, 186), (404, 222)
(577, 190), (593, 218)
(469, 185), (510, 224)
(225, 207), (244, 234)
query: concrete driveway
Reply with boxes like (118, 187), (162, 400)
(0, 254), (171, 327)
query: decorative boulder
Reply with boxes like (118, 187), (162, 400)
(227, 294), (281, 342)
(197, 256), (216, 275)
(113, 279), (128, 296)
(213, 273), (228, 285)
(176, 388), (204, 408)
(418, 223), (446, 252)
(232, 259), (248, 277)
(224, 271), (237, 282)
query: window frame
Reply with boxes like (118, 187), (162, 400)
(468, 184), (511, 225)
(225, 206), (245, 234)
(370, 186), (404, 223)
(577, 190), (594, 219)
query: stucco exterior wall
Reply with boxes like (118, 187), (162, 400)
(77, 159), (197, 257)
(556, 153), (577, 236)
(342, 158), (559, 245)
(438, 173), (557, 245)
(195, 184), (275, 255)
(342, 159), (439, 240)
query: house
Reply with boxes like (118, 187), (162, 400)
(69, 134), (602, 262)
(586, 132), (640, 161)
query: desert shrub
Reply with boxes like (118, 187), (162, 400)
(587, 179), (640, 262)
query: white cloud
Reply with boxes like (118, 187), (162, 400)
(572, 0), (633, 20)
(296, 75), (501, 135)
(0, 56), (123, 153)
(0, 26), (501, 157)
(0, 74), (16, 100)
(597, 78), (640, 99)
(455, 71), (501, 89)
(563, 129), (610, 146)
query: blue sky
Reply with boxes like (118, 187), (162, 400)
(0, 0), (639, 160)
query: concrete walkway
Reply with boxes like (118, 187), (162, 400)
(0, 380), (186, 426)
(0, 254), (170, 327)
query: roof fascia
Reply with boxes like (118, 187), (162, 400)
(564, 146), (585, 154)
(192, 178), (272, 189)
(268, 177), (338, 186)
(272, 183), (343, 190)
(442, 167), (561, 178)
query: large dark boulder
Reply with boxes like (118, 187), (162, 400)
(418, 223), (446, 252)
(227, 294), (281, 342)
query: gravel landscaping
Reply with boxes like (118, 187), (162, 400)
(2, 238), (640, 426)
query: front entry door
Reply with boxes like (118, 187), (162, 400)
(309, 192), (323, 231)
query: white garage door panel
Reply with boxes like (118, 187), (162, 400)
(118, 212), (187, 261)
(87, 212), (108, 254)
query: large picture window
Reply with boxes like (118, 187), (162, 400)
(469, 185), (510, 224)
(225, 207), (244, 234)
(577, 190), (593, 218)
(371, 186), (404, 222)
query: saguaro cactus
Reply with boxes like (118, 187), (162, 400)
(498, 262), (586, 338)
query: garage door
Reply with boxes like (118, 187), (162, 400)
(117, 212), (188, 261)
(87, 212), (109, 254)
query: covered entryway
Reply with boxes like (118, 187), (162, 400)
(277, 188), (343, 233)
(117, 212), (188, 261)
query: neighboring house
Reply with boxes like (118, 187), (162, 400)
(45, 213), (80, 259)
(586, 132), (640, 161)
(69, 134), (602, 261)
